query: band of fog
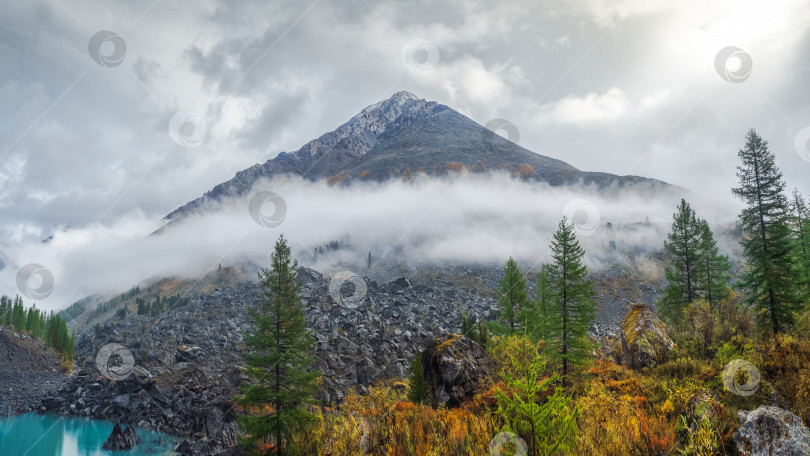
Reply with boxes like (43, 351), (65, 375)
(0, 172), (741, 310)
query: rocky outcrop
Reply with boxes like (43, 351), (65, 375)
(421, 334), (492, 408)
(103, 422), (141, 450)
(619, 303), (673, 369)
(734, 406), (810, 456)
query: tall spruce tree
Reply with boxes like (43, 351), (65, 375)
(545, 217), (596, 385)
(495, 257), (528, 335)
(790, 188), (810, 295)
(660, 199), (704, 326)
(732, 129), (804, 335)
(236, 235), (319, 455)
(696, 220), (732, 308)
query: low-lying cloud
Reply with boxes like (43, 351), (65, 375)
(0, 173), (741, 312)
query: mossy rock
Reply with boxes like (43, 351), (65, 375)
(421, 333), (492, 408)
(620, 303), (674, 370)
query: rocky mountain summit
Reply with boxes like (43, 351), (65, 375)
(163, 91), (672, 224)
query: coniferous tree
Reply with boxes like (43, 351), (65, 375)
(545, 217), (596, 385)
(475, 319), (490, 350)
(493, 337), (577, 456)
(461, 309), (490, 349)
(461, 308), (474, 339)
(11, 297), (26, 331)
(236, 235), (319, 455)
(790, 188), (810, 295)
(495, 257), (528, 335)
(660, 199), (704, 326)
(26, 305), (42, 338)
(696, 220), (732, 308)
(407, 353), (429, 405)
(0, 296), (9, 325)
(519, 264), (554, 343)
(732, 129), (805, 335)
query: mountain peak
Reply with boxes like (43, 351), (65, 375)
(162, 92), (671, 223)
(358, 90), (428, 118)
(390, 90), (420, 101)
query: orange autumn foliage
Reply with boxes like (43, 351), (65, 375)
(313, 382), (494, 455)
(576, 360), (676, 456)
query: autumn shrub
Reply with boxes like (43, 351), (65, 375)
(755, 335), (810, 425)
(714, 335), (754, 367)
(713, 291), (754, 344)
(660, 381), (730, 456)
(305, 408), (363, 456)
(325, 381), (495, 456)
(384, 401), (493, 456)
(653, 357), (717, 386)
(575, 381), (675, 455)
(683, 299), (715, 356)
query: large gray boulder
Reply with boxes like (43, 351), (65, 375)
(734, 406), (810, 456)
(620, 303), (674, 369)
(421, 334), (492, 408)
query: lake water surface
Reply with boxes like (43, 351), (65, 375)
(0, 413), (178, 456)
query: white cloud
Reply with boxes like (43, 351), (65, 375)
(0, 173), (738, 311)
(539, 87), (631, 124)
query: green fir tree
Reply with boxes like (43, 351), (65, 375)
(545, 217), (596, 385)
(732, 129), (805, 335)
(236, 235), (320, 455)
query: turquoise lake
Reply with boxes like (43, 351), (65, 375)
(0, 413), (178, 456)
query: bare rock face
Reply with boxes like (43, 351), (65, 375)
(103, 422), (141, 450)
(619, 303), (674, 369)
(421, 334), (492, 408)
(734, 406), (810, 456)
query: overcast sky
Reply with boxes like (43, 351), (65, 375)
(1, 0), (809, 243)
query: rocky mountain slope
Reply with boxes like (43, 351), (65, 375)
(43, 268), (499, 454)
(163, 91), (672, 223)
(0, 327), (65, 416)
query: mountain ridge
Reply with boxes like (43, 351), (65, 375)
(163, 91), (672, 223)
